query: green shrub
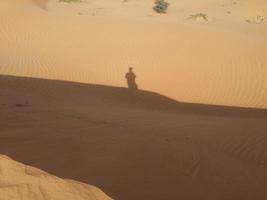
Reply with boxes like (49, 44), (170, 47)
(153, 0), (169, 14)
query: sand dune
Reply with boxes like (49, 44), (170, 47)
(1, 1), (267, 199)
(1, 75), (267, 200)
(0, 155), (112, 200)
(0, 0), (267, 108)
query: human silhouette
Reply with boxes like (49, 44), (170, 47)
(125, 67), (138, 90)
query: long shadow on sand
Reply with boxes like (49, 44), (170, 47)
(1, 75), (267, 200)
(0, 74), (266, 118)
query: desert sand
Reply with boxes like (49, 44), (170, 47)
(0, 155), (112, 200)
(1, 0), (267, 200)
(1, 75), (267, 200)
(0, 0), (267, 108)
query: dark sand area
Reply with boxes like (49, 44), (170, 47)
(1, 75), (267, 200)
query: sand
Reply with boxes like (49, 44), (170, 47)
(1, 1), (267, 200)
(1, 75), (267, 200)
(0, 155), (112, 200)
(0, 0), (267, 108)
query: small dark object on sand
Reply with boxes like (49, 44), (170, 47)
(15, 101), (29, 107)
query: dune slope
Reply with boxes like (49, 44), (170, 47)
(1, 75), (267, 200)
(0, 155), (112, 200)
(0, 0), (267, 108)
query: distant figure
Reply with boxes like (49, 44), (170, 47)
(125, 67), (138, 90)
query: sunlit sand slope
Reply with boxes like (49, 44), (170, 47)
(0, 0), (267, 108)
(0, 155), (112, 200)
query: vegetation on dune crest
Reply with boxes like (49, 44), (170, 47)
(246, 10), (267, 24)
(187, 13), (209, 21)
(153, 0), (169, 14)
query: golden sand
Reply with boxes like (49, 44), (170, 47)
(0, 0), (267, 108)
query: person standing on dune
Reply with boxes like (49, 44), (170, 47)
(125, 67), (138, 90)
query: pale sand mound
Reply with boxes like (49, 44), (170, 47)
(0, 0), (267, 108)
(0, 155), (112, 200)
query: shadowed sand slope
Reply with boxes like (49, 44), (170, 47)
(1, 75), (267, 200)
(0, 155), (112, 200)
(0, 0), (267, 108)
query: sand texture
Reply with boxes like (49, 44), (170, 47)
(1, 1), (267, 199)
(0, 154), (112, 200)
(0, 0), (267, 108)
(1, 75), (267, 200)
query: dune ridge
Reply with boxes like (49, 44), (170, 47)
(1, 74), (266, 117)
